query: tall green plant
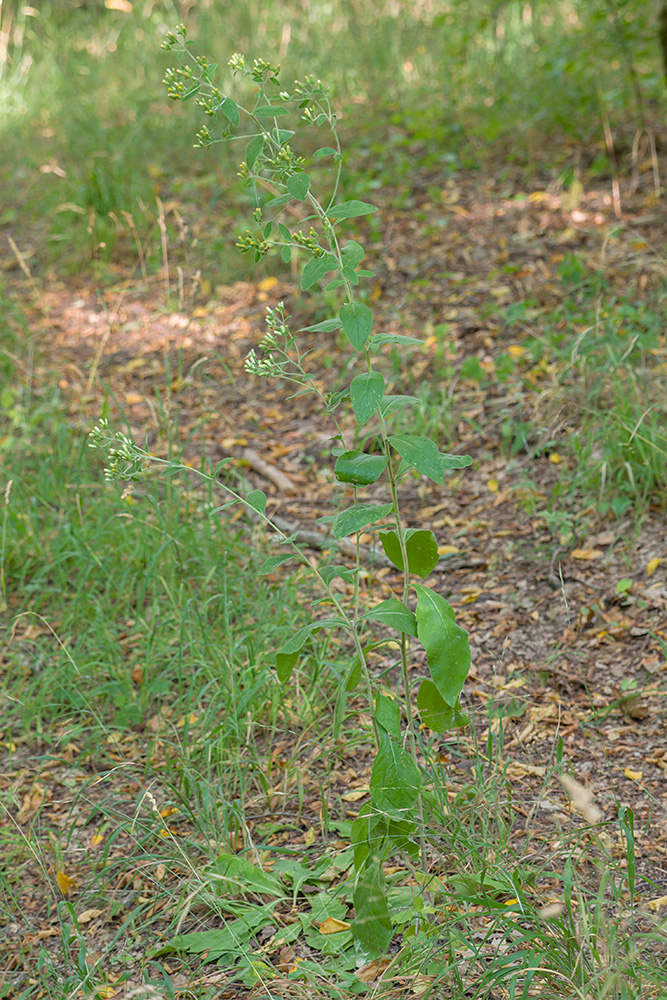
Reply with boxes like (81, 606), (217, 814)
(89, 23), (473, 955)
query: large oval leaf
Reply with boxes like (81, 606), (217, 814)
(350, 371), (384, 425)
(332, 502), (393, 539)
(379, 528), (439, 577)
(334, 450), (387, 486)
(328, 200), (378, 220)
(301, 253), (339, 291)
(417, 680), (470, 733)
(370, 730), (421, 812)
(389, 435), (443, 483)
(360, 598), (418, 637)
(286, 172), (310, 201)
(340, 302), (372, 351)
(414, 584), (470, 707)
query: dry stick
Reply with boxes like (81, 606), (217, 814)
(121, 210), (149, 286)
(241, 447), (295, 492)
(156, 196), (170, 304)
(599, 100), (622, 220)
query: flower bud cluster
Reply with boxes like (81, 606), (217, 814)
(88, 420), (145, 482)
(235, 229), (269, 256)
(161, 24), (187, 50)
(291, 227), (323, 257)
(244, 349), (285, 378)
(251, 58), (281, 84)
(163, 64), (195, 101)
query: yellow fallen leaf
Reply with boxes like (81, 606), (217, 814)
(160, 806), (179, 819)
(56, 870), (77, 895)
(647, 895), (667, 911)
(95, 988), (117, 1000)
(176, 713), (199, 727)
(507, 344), (524, 357)
(487, 479), (499, 493)
(155, 863), (166, 881)
(192, 307), (209, 318)
(78, 908), (104, 924)
(90, 832), (105, 847)
(303, 827), (315, 847)
(437, 544), (460, 556)
(105, 0), (132, 11)
(461, 590), (482, 604)
(548, 452), (562, 464)
(341, 788), (369, 802)
(624, 768), (643, 782)
(571, 548), (603, 561)
(258, 276), (279, 291)
(319, 917), (351, 934)
(647, 557), (664, 576)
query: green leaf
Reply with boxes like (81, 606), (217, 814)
(417, 680), (470, 733)
(328, 200), (378, 220)
(441, 452), (473, 470)
(371, 333), (424, 347)
(281, 245), (291, 263)
(340, 301), (373, 351)
(379, 394), (420, 416)
(341, 240), (365, 269)
(334, 450), (387, 486)
(209, 853), (283, 896)
(324, 278), (345, 291)
(350, 371), (384, 426)
(300, 318), (343, 333)
(352, 862), (392, 953)
(275, 619), (344, 682)
(379, 528), (439, 577)
(254, 104), (290, 117)
(341, 266), (359, 285)
(389, 434), (444, 483)
(158, 925), (247, 960)
(286, 172), (310, 201)
(277, 222), (291, 240)
(320, 564), (355, 586)
(370, 730), (421, 812)
(332, 502), (393, 539)
(360, 598), (418, 637)
(313, 146), (337, 157)
(345, 658), (362, 692)
(265, 193), (291, 207)
(273, 128), (294, 145)
(220, 96), (240, 127)
(245, 134), (263, 169)
(414, 584), (470, 707)
(301, 253), (338, 291)
(376, 693), (401, 738)
(246, 489), (266, 515)
(259, 553), (297, 574)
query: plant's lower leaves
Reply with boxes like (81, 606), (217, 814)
(332, 502), (393, 539)
(370, 730), (421, 812)
(334, 450), (387, 486)
(379, 528), (439, 577)
(417, 680), (470, 733)
(360, 597), (418, 637)
(352, 861), (392, 953)
(414, 584), (470, 707)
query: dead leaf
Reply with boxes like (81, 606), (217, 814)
(624, 768), (643, 782)
(571, 548), (603, 561)
(356, 958), (392, 983)
(647, 557), (664, 576)
(78, 908), (104, 924)
(560, 773), (602, 824)
(56, 870), (77, 895)
(341, 788), (369, 802)
(319, 917), (351, 934)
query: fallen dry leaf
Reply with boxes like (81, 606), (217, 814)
(56, 870), (77, 895)
(560, 773), (602, 824)
(319, 917), (351, 934)
(647, 557), (664, 576)
(571, 548), (603, 561)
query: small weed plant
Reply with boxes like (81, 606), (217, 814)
(89, 24), (474, 966)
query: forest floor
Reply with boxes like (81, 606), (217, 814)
(2, 152), (667, 998)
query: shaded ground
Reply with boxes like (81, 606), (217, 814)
(2, 158), (667, 995)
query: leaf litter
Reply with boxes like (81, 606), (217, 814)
(2, 154), (667, 997)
